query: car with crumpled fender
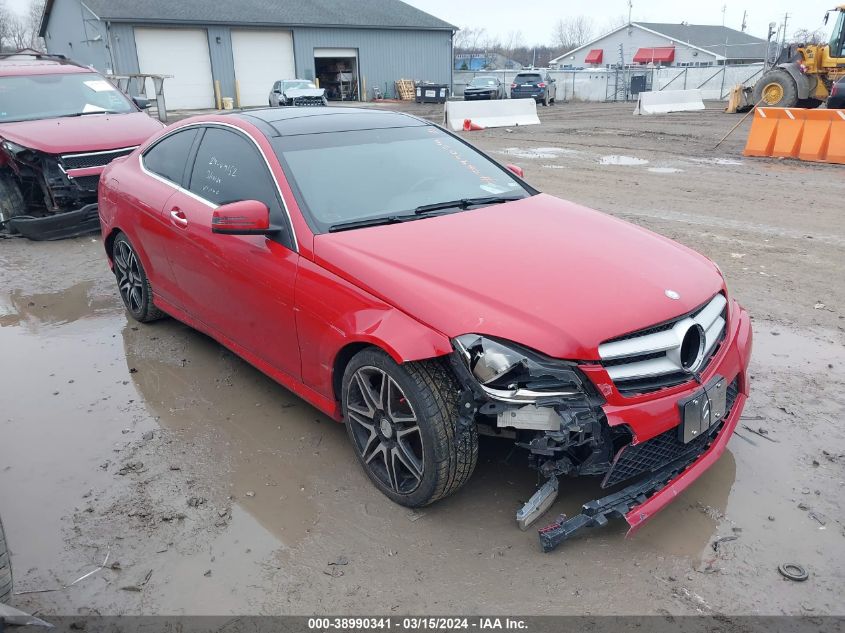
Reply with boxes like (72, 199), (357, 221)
(96, 106), (752, 551)
(0, 53), (163, 240)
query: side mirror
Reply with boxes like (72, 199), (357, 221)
(211, 200), (279, 235)
(132, 96), (151, 109)
(505, 164), (524, 179)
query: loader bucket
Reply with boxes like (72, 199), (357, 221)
(743, 107), (845, 165)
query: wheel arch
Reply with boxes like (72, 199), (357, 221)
(776, 62), (818, 99)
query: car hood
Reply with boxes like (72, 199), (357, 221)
(313, 194), (724, 360)
(284, 88), (325, 98)
(465, 86), (497, 91)
(0, 112), (164, 154)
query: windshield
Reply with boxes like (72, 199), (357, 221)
(470, 77), (497, 87)
(272, 125), (530, 233)
(0, 72), (135, 123)
(283, 80), (317, 90)
(830, 10), (845, 58)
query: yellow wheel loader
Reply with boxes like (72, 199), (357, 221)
(753, 5), (845, 107)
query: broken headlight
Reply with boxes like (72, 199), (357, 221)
(453, 334), (590, 403)
(1, 140), (37, 162)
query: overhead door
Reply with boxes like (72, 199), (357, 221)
(231, 30), (295, 107)
(134, 28), (215, 110)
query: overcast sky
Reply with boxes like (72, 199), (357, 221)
(4, 0), (834, 43)
(404, 0), (831, 43)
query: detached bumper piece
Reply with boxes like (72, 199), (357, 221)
(538, 379), (739, 552)
(538, 425), (722, 552)
(9, 203), (100, 241)
(293, 96), (325, 106)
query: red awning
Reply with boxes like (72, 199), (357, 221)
(585, 49), (603, 64)
(633, 46), (675, 63)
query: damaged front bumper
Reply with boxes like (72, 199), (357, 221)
(9, 203), (100, 240)
(452, 301), (752, 551)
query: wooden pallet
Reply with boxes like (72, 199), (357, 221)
(395, 79), (415, 101)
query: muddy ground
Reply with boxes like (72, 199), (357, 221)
(1, 101), (844, 617)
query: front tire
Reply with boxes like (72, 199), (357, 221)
(112, 232), (165, 323)
(0, 170), (25, 232)
(342, 349), (477, 507)
(753, 70), (798, 107)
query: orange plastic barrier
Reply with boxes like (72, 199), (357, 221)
(743, 107), (845, 165)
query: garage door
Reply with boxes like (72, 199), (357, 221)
(231, 30), (295, 107)
(134, 28), (215, 110)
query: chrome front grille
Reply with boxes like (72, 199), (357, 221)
(599, 294), (728, 397)
(61, 147), (137, 170)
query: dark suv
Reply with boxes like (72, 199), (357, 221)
(828, 76), (845, 109)
(510, 72), (557, 105)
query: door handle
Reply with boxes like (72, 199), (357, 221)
(169, 208), (188, 228)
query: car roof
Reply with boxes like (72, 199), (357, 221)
(0, 58), (95, 78)
(235, 107), (428, 137)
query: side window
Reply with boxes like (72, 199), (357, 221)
(142, 129), (198, 185)
(188, 127), (281, 214)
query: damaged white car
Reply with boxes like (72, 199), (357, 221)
(268, 79), (327, 107)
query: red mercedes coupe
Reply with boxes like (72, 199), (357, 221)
(98, 107), (752, 550)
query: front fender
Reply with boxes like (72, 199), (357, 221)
(777, 61), (818, 99)
(295, 258), (452, 414)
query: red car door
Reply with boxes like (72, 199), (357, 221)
(128, 127), (201, 304)
(161, 125), (301, 380)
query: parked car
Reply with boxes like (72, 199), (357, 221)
(510, 71), (557, 105)
(0, 53), (164, 240)
(269, 79), (327, 107)
(98, 107), (751, 550)
(463, 76), (505, 100)
(827, 76), (845, 109)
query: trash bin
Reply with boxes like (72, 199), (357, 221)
(415, 83), (449, 104)
(222, 97), (234, 110)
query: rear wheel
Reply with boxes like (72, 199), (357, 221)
(342, 349), (477, 507)
(753, 70), (798, 107)
(0, 515), (12, 604)
(112, 232), (165, 323)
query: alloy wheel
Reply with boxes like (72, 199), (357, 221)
(113, 240), (144, 314)
(346, 366), (424, 495)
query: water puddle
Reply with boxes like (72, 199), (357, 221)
(542, 164), (567, 170)
(498, 146), (577, 160)
(689, 157), (743, 166)
(598, 155), (649, 166)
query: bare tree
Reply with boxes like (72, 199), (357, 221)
(28, 0), (46, 50)
(604, 14), (630, 32)
(0, 0), (11, 51)
(551, 16), (595, 53)
(7, 15), (30, 50)
(791, 28), (826, 45)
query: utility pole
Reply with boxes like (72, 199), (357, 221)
(627, 0), (633, 34)
(722, 5), (727, 26)
(780, 13), (790, 61)
(741, 10), (747, 32)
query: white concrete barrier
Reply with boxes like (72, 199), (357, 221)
(633, 89), (706, 115)
(444, 98), (540, 131)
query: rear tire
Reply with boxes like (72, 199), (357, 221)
(342, 348), (478, 507)
(112, 232), (165, 323)
(753, 70), (798, 108)
(0, 170), (25, 233)
(0, 515), (12, 604)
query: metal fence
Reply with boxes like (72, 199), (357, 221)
(453, 63), (765, 102)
